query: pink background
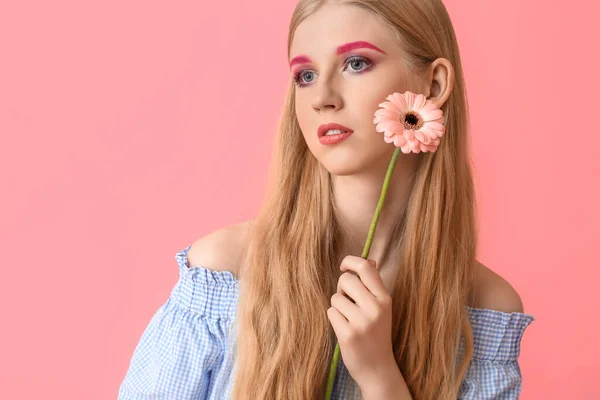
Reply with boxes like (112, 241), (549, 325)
(1, 1), (598, 398)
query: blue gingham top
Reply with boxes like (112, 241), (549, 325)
(119, 244), (535, 399)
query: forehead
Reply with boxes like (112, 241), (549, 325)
(290, 4), (397, 59)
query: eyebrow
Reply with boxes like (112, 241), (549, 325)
(336, 40), (386, 55)
(289, 40), (386, 69)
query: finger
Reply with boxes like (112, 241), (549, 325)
(337, 272), (377, 311)
(340, 255), (388, 300)
(330, 292), (362, 323)
(327, 306), (349, 338)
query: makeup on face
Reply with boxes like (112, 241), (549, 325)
(317, 122), (354, 145)
(318, 131), (353, 145)
(289, 40), (386, 70)
(289, 40), (386, 88)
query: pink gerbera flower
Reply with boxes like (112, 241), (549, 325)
(373, 91), (446, 154)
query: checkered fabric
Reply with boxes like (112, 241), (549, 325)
(118, 245), (535, 399)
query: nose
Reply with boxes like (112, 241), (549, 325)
(311, 82), (343, 113)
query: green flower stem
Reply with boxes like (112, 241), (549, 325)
(324, 146), (402, 400)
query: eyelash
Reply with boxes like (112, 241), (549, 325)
(292, 56), (373, 88)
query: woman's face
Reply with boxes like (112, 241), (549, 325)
(289, 3), (419, 176)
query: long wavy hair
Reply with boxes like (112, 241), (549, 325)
(230, 0), (477, 398)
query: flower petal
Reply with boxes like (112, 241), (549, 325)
(415, 129), (432, 145)
(391, 92), (407, 110)
(413, 94), (427, 111)
(423, 121), (445, 137)
(422, 141), (439, 152)
(384, 128), (397, 138)
(421, 101), (439, 112)
(431, 137), (441, 146)
(378, 101), (402, 114)
(394, 134), (407, 147)
(410, 137), (421, 151)
(378, 120), (402, 133)
(374, 108), (400, 120)
(383, 135), (395, 143)
(389, 121), (404, 132)
(404, 92), (416, 110)
(420, 125), (439, 140)
(420, 108), (443, 122)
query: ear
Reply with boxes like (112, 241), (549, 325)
(424, 57), (455, 110)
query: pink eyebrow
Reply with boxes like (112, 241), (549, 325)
(289, 55), (312, 69)
(289, 41), (386, 69)
(336, 41), (386, 55)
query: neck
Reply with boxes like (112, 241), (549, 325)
(331, 153), (419, 270)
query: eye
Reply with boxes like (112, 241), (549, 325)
(345, 56), (371, 72)
(292, 55), (373, 88)
(293, 70), (316, 87)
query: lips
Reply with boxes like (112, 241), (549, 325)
(317, 123), (354, 138)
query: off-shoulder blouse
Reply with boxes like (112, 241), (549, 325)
(119, 244), (535, 399)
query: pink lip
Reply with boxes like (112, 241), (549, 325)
(317, 123), (354, 138)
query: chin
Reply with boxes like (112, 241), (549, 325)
(326, 168), (358, 177)
(319, 157), (366, 177)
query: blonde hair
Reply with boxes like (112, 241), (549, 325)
(231, 0), (477, 398)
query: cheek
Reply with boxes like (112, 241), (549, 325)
(355, 99), (383, 135)
(361, 70), (410, 112)
(350, 85), (389, 120)
(294, 102), (310, 137)
(297, 118), (312, 145)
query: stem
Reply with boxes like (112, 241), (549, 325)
(324, 146), (402, 400)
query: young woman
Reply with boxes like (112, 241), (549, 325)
(119, 1), (535, 399)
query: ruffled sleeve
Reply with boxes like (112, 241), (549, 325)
(118, 244), (240, 400)
(458, 306), (535, 400)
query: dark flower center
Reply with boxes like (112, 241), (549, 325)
(402, 111), (423, 130)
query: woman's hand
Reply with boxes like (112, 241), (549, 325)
(326, 255), (399, 390)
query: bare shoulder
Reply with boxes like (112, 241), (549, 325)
(472, 260), (525, 314)
(185, 219), (255, 280)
